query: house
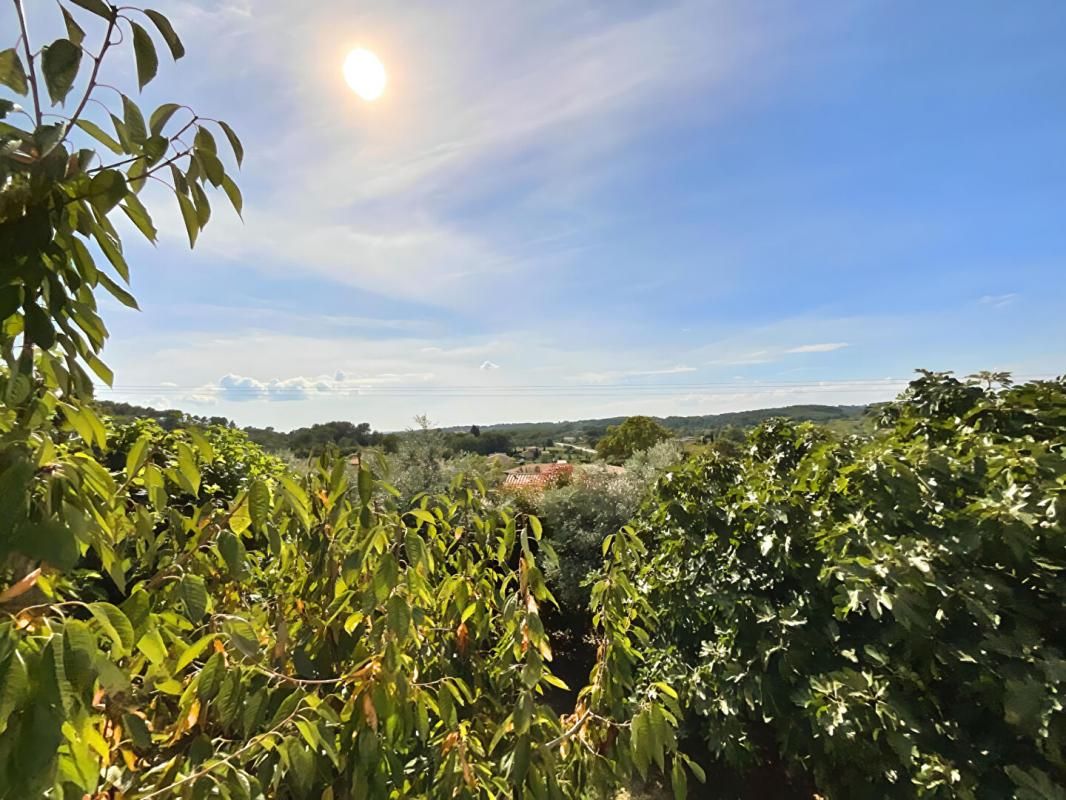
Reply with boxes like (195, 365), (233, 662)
(503, 462), (574, 491)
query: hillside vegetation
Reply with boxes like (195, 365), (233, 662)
(97, 398), (871, 459)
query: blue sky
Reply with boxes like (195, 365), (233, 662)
(44, 0), (1066, 429)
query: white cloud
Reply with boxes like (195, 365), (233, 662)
(979, 293), (1019, 308)
(479, 360), (501, 370)
(784, 342), (850, 354)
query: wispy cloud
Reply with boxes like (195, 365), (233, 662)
(979, 293), (1019, 308)
(152, 0), (791, 308)
(479, 360), (501, 370)
(785, 342), (850, 354)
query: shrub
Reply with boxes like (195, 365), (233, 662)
(624, 372), (1066, 798)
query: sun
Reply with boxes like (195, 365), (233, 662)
(343, 48), (387, 102)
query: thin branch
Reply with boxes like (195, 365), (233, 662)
(0, 566), (42, 603)
(251, 660), (373, 687)
(64, 8), (119, 139)
(12, 0), (42, 128)
(136, 707), (306, 800)
(545, 709), (591, 749)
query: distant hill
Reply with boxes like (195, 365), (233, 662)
(97, 399), (874, 453)
(445, 404), (873, 446)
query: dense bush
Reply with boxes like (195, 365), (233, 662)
(624, 372), (1066, 798)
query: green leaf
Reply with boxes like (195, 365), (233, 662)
(149, 102), (182, 135)
(89, 169), (128, 214)
(0, 49), (29, 96)
(191, 180), (211, 227)
(405, 530), (428, 570)
(123, 713), (152, 750)
(13, 517), (79, 569)
(121, 192), (157, 242)
(89, 602), (135, 659)
(92, 221), (129, 281)
(49, 635), (73, 713)
(229, 499), (252, 535)
(121, 94), (147, 144)
(136, 627), (168, 665)
(125, 435), (151, 480)
(671, 757), (688, 800)
(387, 594), (411, 641)
(41, 39), (82, 105)
(24, 304), (56, 349)
(176, 441), (201, 495)
(285, 738), (315, 797)
(179, 574), (209, 622)
(176, 633), (219, 672)
(630, 708), (652, 778)
(0, 651), (28, 723)
(98, 271), (139, 309)
(197, 149), (225, 187)
(197, 652), (224, 701)
(75, 119), (123, 154)
(185, 428), (215, 461)
(61, 8), (86, 46)
(143, 133), (167, 165)
(217, 120), (244, 167)
(93, 654), (131, 694)
(218, 530), (245, 578)
(177, 191), (199, 247)
(194, 126), (217, 154)
(221, 174), (243, 217)
(68, 0), (114, 19)
(131, 22), (159, 90)
(127, 156), (147, 193)
(223, 618), (259, 657)
(358, 467), (373, 506)
(110, 112), (133, 151)
(144, 9), (185, 60)
(215, 670), (243, 725)
(249, 479), (269, 532)
(87, 354), (114, 386)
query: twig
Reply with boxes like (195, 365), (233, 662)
(545, 708), (591, 749)
(12, 0), (42, 127)
(64, 8), (119, 138)
(250, 659), (373, 687)
(0, 566), (42, 603)
(136, 707), (305, 799)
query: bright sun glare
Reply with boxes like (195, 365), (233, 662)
(343, 48), (387, 102)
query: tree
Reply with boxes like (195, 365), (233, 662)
(615, 372), (1066, 798)
(595, 415), (672, 462)
(0, 8), (687, 793)
(469, 424), (481, 437)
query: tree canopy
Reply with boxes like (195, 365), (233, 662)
(595, 416), (673, 463)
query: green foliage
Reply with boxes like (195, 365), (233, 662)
(446, 405), (868, 449)
(623, 372), (1066, 798)
(0, 6), (680, 797)
(1, 1), (241, 398)
(596, 416), (673, 463)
